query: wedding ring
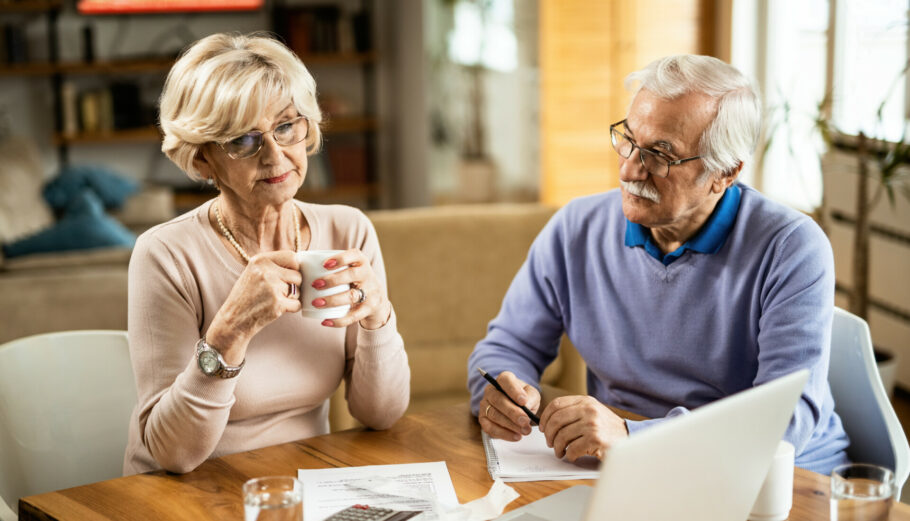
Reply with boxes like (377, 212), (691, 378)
(288, 283), (298, 298)
(485, 404), (492, 418)
(354, 288), (366, 304)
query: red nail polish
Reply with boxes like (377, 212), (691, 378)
(321, 319), (334, 327)
(312, 279), (326, 289)
(312, 298), (325, 307)
(324, 259), (338, 269)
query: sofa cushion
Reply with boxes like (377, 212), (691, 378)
(369, 203), (559, 396)
(0, 266), (129, 344)
(2, 189), (135, 259)
(0, 247), (132, 273)
(43, 164), (139, 211)
(0, 137), (54, 244)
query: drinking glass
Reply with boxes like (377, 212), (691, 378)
(243, 476), (303, 521)
(830, 463), (894, 521)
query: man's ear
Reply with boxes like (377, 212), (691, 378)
(711, 161), (743, 193)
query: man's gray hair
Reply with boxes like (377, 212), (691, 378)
(624, 55), (762, 178)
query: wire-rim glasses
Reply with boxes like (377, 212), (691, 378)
(609, 119), (701, 178)
(218, 116), (310, 160)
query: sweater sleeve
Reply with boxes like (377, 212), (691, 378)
(626, 218), (837, 454)
(341, 212), (410, 429)
(752, 219), (836, 455)
(127, 233), (239, 474)
(467, 212), (567, 416)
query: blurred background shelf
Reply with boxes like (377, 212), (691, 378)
(0, 0), (61, 13)
(172, 183), (380, 214)
(53, 126), (161, 145)
(50, 115), (376, 146)
(0, 52), (377, 77)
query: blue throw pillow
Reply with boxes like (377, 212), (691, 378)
(2, 188), (135, 258)
(43, 164), (140, 210)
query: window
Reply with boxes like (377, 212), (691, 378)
(732, 0), (908, 211)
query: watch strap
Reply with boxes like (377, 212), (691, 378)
(196, 337), (245, 378)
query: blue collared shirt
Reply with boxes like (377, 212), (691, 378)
(624, 185), (742, 265)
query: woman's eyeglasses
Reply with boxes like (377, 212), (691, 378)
(218, 116), (309, 160)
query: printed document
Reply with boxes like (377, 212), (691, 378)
(482, 427), (600, 482)
(298, 461), (459, 521)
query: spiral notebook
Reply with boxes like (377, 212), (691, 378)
(481, 427), (600, 482)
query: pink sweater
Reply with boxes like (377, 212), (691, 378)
(123, 199), (410, 475)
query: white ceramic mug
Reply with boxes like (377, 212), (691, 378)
(296, 250), (350, 320)
(749, 440), (795, 521)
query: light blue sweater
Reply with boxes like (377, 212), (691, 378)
(467, 183), (850, 475)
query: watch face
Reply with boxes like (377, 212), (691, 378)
(198, 349), (220, 375)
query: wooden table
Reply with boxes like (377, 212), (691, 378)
(19, 404), (910, 520)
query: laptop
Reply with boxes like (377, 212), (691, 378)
(495, 369), (809, 521)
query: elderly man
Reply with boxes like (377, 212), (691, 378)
(467, 55), (849, 475)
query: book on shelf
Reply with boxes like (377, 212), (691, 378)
(326, 141), (367, 185)
(63, 81), (150, 136)
(3, 23), (28, 64)
(79, 88), (114, 133)
(60, 81), (79, 136)
(277, 5), (368, 56)
(110, 82), (144, 129)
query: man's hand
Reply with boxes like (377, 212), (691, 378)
(538, 395), (629, 461)
(478, 371), (541, 441)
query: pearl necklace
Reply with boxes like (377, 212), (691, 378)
(213, 202), (300, 263)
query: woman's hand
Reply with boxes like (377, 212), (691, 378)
(206, 250), (302, 364)
(309, 249), (391, 330)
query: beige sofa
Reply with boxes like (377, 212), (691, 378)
(331, 204), (586, 428)
(0, 202), (586, 429)
(0, 187), (173, 345)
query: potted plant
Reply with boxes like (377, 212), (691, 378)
(764, 83), (910, 397)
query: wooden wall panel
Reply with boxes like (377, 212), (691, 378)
(540, 0), (714, 207)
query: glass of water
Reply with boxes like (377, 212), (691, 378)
(830, 463), (894, 521)
(243, 476), (303, 521)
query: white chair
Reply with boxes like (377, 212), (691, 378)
(828, 307), (910, 498)
(0, 330), (137, 520)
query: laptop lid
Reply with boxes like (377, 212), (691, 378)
(584, 369), (809, 520)
(496, 370), (809, 521)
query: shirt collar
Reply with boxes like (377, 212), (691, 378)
(624, 184), (741, 265)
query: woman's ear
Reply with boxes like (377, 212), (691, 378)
(193, 146), (214, 181)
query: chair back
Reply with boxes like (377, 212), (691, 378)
(828, 307), (910, 496)
(0, 330), (136, 520)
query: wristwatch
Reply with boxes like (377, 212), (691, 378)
(195, 337), (244, 378)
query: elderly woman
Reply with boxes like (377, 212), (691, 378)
(123, 32), (409, 475)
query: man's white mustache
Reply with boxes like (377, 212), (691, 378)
(621, 180), (660, 203)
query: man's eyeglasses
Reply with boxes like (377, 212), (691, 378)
(609, 119), (701, 178)
(218, 116), (309, 160)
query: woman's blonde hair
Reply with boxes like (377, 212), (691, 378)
(159, 32), (323, 180)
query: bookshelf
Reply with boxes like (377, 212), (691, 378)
(0, 53), (377, 76)
(172, 183), (381, 214)
(0, 0), (60, 13)
(1, 0), (386, 210)
(272, 1), (381, 208)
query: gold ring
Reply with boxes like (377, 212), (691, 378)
(485, 404), (492, 418)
